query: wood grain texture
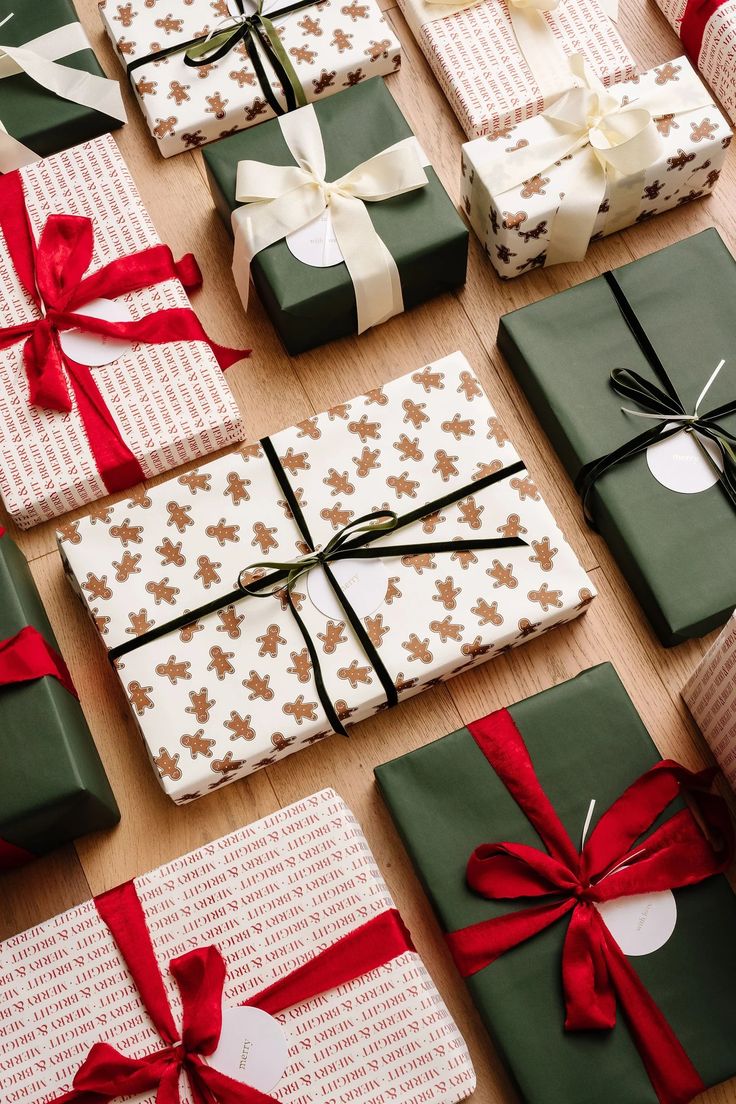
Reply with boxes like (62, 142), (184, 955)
(1, 1), (735, 1101)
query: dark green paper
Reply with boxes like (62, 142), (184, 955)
(0, 532), (119, 861)
(203, 78), (468, 355)
(497, 230), (736, 645)
(375, 663), (736, 1104)
(0, 0), (122, 160)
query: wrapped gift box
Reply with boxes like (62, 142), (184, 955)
(204, 78), (469, 354)
(0, 134), (246, 530)
(498, 229), (736, 645)
(0, 527), (119, 869)
(397, 0), (635, 139)
(99, 0), (401, 158)
(654, 0), (736, 125)
(58, 351), (594, 803)
(376, 663), (736, 1104)
(0, 788), (477, 1104)
(461, 57), (731, 279)
(683, 612), (736, 791)
(0, 0), (125, 168)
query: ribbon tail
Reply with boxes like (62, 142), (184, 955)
(0, 121), (39, 172)
(447, 898), (575, 977)
(562, 904), (616, 1029)
(0, 624), (77, 697)
(0, 44), (127, 124)
(191, 1058), (281, 1104)
(330, 191), (403, 333)
(545, 151), (607, 267)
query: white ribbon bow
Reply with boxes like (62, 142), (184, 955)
(231, 104), (429, 334)
(480, 54), (716, 266)
(0, 15), (127, 173)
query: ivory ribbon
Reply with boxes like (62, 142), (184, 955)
(0, 17), (126, 172)
(232, 104), (429, 334)
(477, 54), (717, 267)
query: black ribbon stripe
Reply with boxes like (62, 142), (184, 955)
(109, 440), (527, 737)
(127, 0), (315, 118)
(575, 270), (736, 527)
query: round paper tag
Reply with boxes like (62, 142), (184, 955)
(286, 209), (345, 268)
(59, 298), (135, 367)
(207, 1007), (289, 1093)
(307, 557), (388, 622)
(596, 890), (677, 957)
(646, 424), (722, 494)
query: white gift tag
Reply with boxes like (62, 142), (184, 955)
(307, 557), (388, 621)
(207, 1007), (289, 1092)
(596, 890), (677, 956)
(286, 209), (345, 268)
(646, 424), (723, 494)
(58, 298), (135, 367)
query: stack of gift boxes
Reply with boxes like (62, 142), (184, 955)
(2, 0), (736, 1103)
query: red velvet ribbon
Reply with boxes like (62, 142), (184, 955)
(51, 879), (414, 1103)
(0, 171), (248, 495)
(680, 0), (726, 65)
(0, 622), (80, 869)
(446, 707), (735, 1104)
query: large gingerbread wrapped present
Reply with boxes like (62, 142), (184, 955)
(653, 0), (736, 125)
(461, 55), (731, 279)
(0, 134), (247, 530)
(396, 0), (634, 139)
(99, 0), (401, 158)
(58, 351), (595, 803)
(683, 612), (736, 793)
(0, 788), (477, 1103)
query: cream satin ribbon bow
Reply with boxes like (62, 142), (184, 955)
(231, 105), (429, 334)
(480, 54), (716, 267)
(0, 14), (127, 173)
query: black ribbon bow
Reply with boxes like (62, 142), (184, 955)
(576, 271), (736, 525)
(127, 0), (312, 120)
(110, 438), (528, 738)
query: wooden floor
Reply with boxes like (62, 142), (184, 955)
(2, 1), (736, 1101)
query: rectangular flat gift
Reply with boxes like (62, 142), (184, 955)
(461, 57), (731, 279)
(99, 0), (401, 158)
(0, 788), (477, 1104)
(0, 527), (119, 869)
(0, 134), (245, 530)
(498, 229), (736, 645)
(397, 0), (634, 139)
(654, 0), (736, 125)
(683, 612), (736, 791)
(58, 351), (594, 803)
(204, 78), (469, 354)
(375, 663), (736, 1104)
(0, 0), (125, 168)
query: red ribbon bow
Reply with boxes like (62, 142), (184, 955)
(447, 708), (734, 1104)
(53, 880), (414, 1104)
(0, 171), (248, 495)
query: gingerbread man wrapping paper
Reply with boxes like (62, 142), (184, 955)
(98, 0), (401, 157)
(461, 56), (732, 280)
(58, 352), (594, 803)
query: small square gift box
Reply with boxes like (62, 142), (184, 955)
(0, 0), (126, 172)
(58, 351), (594, 804)
(683, 612), (736, 793)
(461, 55), (731, 280)
(0, 526), (119, 871)
(204, 78), (469, 355)
(0, 134), (248, 531)
(396, 0), (634, 139)
(498, 228), (736, 645)
(376, 662), (736, 1104)
(0, 788), (477, 1104)
(654, 0), (736, 126)
(99, 0), (401, 158)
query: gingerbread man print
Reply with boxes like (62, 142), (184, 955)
(257, 624), (286, 658)
(186, 687), (215, 724)
(155, 656), (191, 684)
(208, 645), (235, 679)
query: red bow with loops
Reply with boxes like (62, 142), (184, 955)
(0, 171), (247, 492)
(447, 708), (734, 1104)
(52, 881), (413, 1104)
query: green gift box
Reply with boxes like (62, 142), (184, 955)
(375, 663), (736, 1104)
(497, 229), (736, 646)
(0, 529), (119, 868)
(0, 0), (124, 163)
(203, 78), (468, 355)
